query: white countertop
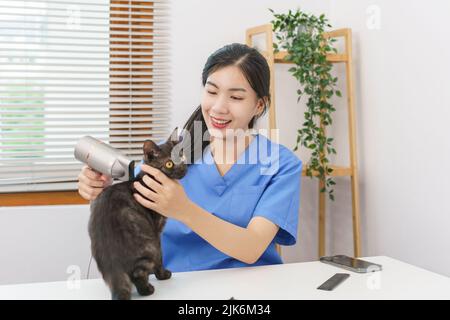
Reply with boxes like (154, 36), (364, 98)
(0, 256), (449, 300)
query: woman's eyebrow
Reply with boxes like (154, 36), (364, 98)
(206, 81), (247, 92)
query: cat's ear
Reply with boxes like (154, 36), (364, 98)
(167, 127), (181, 144)
(143, 140), (160, 159)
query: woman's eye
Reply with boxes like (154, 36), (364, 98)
(231, 96), (243, 100)
(207, 91), (217, 95)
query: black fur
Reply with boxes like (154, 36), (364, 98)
(89, 128), (187, 300)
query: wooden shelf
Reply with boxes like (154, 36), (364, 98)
(302, 165), (353, 177)
(246, 24), (361, 258)
(274, 51), (349, 64)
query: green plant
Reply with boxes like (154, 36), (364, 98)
(269, 8), (340, 201)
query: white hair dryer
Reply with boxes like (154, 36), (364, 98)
(74, 136), (135, 181)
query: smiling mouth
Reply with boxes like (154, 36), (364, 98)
(210, 116), (232, 128)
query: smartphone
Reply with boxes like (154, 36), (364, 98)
(319, 255), (382, 273)
(317, 273), (350, 291)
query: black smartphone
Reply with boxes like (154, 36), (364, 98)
(317, 273), (350, 291)
(319, 255), (382, 273)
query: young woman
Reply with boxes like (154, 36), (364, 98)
(78, 43), (303, 272)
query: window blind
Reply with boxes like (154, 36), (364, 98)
(0, 0), (170, 193)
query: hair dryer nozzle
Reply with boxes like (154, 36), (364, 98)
(74, 136), (135, 181)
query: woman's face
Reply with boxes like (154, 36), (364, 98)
(201, 65), (265, 140)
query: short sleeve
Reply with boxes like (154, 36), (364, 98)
(253, 148), (302, 246)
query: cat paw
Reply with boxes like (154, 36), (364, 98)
(137, 284), (155, 296)
(111, 290), (132, 300)
(155, 269), (171, 280)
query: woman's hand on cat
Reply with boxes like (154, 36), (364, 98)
(133, 164), (191, 220)
(77, 166), (113, 201)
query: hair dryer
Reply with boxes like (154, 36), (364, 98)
(74, 136), (135, 181)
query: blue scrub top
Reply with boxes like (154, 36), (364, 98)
(135, 133), (302, 272)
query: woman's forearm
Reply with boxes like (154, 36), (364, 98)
(180, 201), (269, 264)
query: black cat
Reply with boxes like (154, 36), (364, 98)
(89, 128), (187, 300)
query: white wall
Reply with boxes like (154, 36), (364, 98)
(168, 0), (331, 130)
(0, 205), (101, 285)
(326, 0), (450, 277)
(2, 0), (450, 286)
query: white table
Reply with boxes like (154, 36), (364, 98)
(0, 256), (449, 300)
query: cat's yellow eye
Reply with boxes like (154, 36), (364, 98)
(165, 161), (174, 169)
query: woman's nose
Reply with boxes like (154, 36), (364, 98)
(211, 95), (229, 114)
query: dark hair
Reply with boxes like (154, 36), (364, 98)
(182, 43), (271, 164)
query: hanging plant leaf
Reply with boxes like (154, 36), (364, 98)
(270, 8), (341, 201)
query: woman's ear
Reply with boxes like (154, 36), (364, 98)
(255, 97), (267, 117)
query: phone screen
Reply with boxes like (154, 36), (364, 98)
(330, 255), (374, 269)
(320, 255), (382, 273)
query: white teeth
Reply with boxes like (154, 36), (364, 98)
(212, 117), (231, 124)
